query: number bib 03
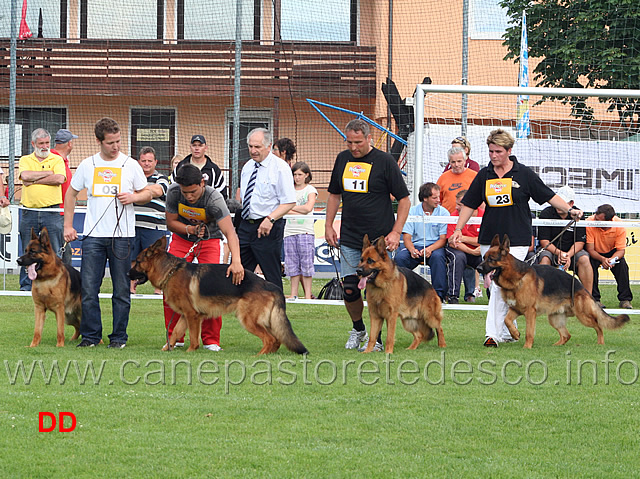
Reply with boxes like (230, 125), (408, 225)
(342, 162), (372, 193)
(92, 167), (122, 197)
(485, 178), (513, 207)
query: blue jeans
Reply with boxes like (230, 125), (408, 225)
(130, 227), (166, 262)
(80, 236), (132, 344)
(19, 209), (64, 290)
(395, 246), (447, 300)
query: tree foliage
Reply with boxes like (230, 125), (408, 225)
(499, 0), (640, 133)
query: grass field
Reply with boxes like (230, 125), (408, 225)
(1, 275), (639, 478)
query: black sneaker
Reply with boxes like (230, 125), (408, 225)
(483, 337), (498, 348)
(448, 297), (459, 304)
(107, 341), (126, 349)
(77, 339), (96, 348)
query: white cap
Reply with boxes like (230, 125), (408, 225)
(0, 207), (11, 235)
(556, 185), (575, 203)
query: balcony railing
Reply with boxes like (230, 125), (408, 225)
(0, 39), (376, 98)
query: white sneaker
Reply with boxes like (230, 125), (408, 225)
(175, 341), (184, 347)
(203, 344), (223, 352)
(345, 329), (368, 349)
(358, 341), (383, 352)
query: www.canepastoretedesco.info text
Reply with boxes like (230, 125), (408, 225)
(4, 351), (638, 393)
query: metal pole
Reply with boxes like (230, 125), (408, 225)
(413, 87), (424, 206)
(231, 0), (242, 195)
(386, 0), (393, 152)
(9, 0), (18, 202)
(461, 0), (469, 137)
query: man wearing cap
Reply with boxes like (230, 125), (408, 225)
(51, 128), (78, 264)
(18, 128), (66, 290)
(171, 135), (227, 199)
(537, 185), (593, 294)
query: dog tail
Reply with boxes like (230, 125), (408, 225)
(593, 299), (630, 330)
(271, 298), (308, 355)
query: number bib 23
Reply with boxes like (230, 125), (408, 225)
(342, 162), (372, 193)
(92, 167), (122, 197)
(485, 178), (513, 207)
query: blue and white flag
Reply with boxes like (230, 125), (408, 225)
(517, 11), (530, 138)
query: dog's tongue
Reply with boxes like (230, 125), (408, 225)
(358, 276), (367, 290)
(27, 263), (38, 281)
(484, 271), (493, 290)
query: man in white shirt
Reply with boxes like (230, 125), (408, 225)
(238, 128), (295, 291)
(64, 117), (151, 348)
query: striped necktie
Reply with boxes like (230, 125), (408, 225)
(241, 162), (260, 219)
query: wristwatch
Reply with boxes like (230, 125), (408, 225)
(267, 216), (276, 224)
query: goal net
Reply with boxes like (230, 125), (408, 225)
(407, 84), (640, 282)
(407, 85), (640, 214)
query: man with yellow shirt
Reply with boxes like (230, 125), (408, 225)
(18, 128), (66, 291)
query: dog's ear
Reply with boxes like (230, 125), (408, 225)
(375, 236), (387, 256)
(31, 227), (38, 240)
(501, 234), (511, 252)
(362, 234), (371, 250)
(39, 227), (51, 247)
(150, 236), (167, 252)
(490, 234), (500, 247)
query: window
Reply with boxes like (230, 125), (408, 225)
(0, 0), (61, 38)
(181, 0), (256, 41)
(469, 0), (510, 40)
(0, 107), (67, 158)
(81, 0), (163, 40)
(130, 109), (176, 174)
(280, 0), (351, 42)
(225, 110), (272, 191)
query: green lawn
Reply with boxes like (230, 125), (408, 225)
(1, 276), (639, 478)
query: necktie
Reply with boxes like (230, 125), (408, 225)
(241, 162), (259, 220)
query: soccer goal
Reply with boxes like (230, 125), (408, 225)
(407, 84), (640, 214)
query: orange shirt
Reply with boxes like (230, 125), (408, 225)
(437, 168), (477, 214)
(586, 215), (627, 253)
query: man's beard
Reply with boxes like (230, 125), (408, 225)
(34, 147), (49, 158)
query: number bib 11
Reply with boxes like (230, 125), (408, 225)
(485, 178), (513, 207)
(342, 162), (372, 193)
(92, 167), (122, 197)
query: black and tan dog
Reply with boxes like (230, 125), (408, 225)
(17, 227), (81, 347)
(128, 236), (308, 354)
(477, 234), (629, 348)
(356, 234), (446, 353)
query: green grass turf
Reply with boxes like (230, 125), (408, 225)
(1, 275), (639, 478)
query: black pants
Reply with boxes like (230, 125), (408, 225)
(590, 249), (633, 302)
(238, 218), (285, 291)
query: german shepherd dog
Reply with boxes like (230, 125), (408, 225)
(128, 236), (308, 354)
(16, 227), (81, 347)
(477, 234), (630, 348)
(356, 235), (446, 353)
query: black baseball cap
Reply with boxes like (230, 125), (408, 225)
(191, 135), (206, 144)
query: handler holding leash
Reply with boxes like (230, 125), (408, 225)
(325, 119), (410, 351)
(163, 164), (244, 351)
(450, 129), (582, 347)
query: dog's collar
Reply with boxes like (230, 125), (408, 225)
(159, 263), (184, 290)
